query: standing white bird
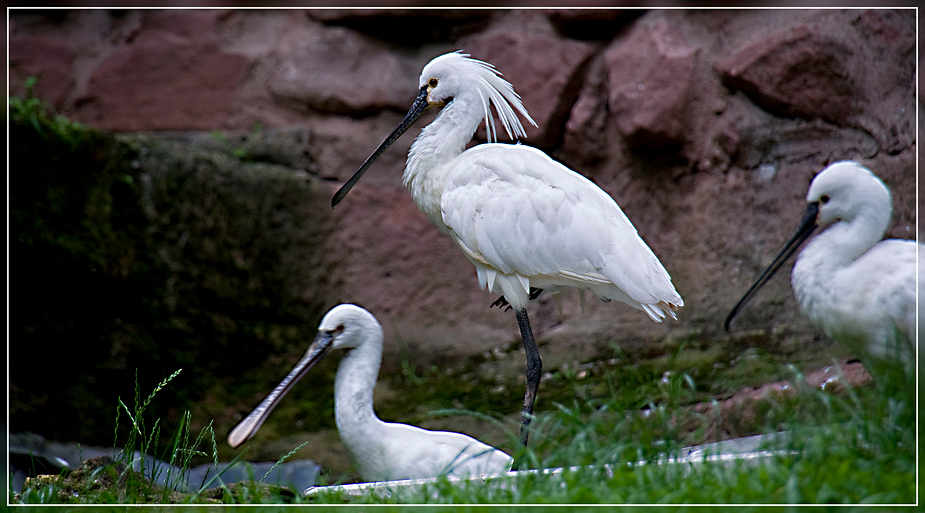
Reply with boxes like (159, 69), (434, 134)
(725, 161), (920, 384)
(331, 52), (683, 446)
(227, 304), (513, 482)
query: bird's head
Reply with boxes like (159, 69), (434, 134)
(331, 51), (536, 207)
(418, 51), (535, 141)
(226, 303), (383, 448)
(724, 160), (892, 333)
(806, 160), (892, 229)
(316, 304), (381, 351)
(418, 53), (459, 108)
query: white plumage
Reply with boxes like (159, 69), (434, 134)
(399, 53), (682, 316)
(332, 51), (683, 444)
(727, 161), (920, 382)
(794, 162), (919, 379)
(228, 304), (513, 482)
(440, 143), (681, 318)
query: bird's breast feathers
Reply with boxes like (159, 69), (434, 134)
(440, 144), (652, 281)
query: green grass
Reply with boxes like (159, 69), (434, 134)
(12, 358), (915, 507)
(304, 367), (916, 507)
(9, 77), (87, 143)
(13, 369), (227, 504)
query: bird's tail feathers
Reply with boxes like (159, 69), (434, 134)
(642, 300), (681, 323)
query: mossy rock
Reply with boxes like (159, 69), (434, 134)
(9, 99), (338, 451)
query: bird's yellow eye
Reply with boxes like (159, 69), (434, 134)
(428, 78), (439, 88)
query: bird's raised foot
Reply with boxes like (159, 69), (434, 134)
(490, 296), (509, 310)
(490, 288), (544, 312)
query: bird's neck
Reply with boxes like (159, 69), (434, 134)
(799, 205), (890, 273)
(791, 207), (889, 318)
(403, 95), (484, 227)
(333, 336), (385, 448)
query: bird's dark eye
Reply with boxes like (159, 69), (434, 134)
(428, 78), (439, 87)
(335, 324), (345, 332)
(819, 195), (830, 204)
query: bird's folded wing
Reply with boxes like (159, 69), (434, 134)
(441, 144), (679, 306)
(847, 239), (919, 345)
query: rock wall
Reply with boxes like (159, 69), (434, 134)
(9, 8), (918, 449)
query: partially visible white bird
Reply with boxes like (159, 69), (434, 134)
(331, 51), (683, 446)
(726, 161), (920, 383)
(228, 304), (513, 482)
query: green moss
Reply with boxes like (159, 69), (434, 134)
(9, 94), (335, 458)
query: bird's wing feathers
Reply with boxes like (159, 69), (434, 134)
(381, 423), (512, 479)
(847, 240), (919, 343)
(430, 437), (513, 478)
(441, 144), (679, 309)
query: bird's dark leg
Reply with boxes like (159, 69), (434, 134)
(515, 308), (542, 448)
(491, 288), (544, 311)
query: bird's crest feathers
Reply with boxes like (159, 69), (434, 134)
(424, 52), (537, 143)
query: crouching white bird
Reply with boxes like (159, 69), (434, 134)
(331, 51), (683, 446)
(227, 304), (513, 482)
(726, 161), (920, 384)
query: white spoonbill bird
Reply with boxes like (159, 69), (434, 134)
(331, 51), (683, 446)
(227, 304), (513, 482)
(725, 161), (920, 383)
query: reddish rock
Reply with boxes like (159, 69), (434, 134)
(308, 9), (489, 23)
(73, 11), (248, 131)
(76, 42), (248, 131)
(9, 37), (75, 107)
(716, 11), (914, 154)
(544, 9), (639, 41)
(460, 21), (594, 147)
(853, 9), (915, 54)
(305, 112), (420, 184)
(692, 360), (874, 441)
(137, 9), (228, 42)
(307, 9), (494, 44)
(544, 8), (629, 24)
(717, 25), (856, 126)
(604, 16), (699, 149)
(561, 56), (610, 167)
(268, 26), (420, 115)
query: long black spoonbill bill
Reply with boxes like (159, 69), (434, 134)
(726, 161), (920, 382)
(227, 304), (513, 482)
(330, 51), (683, 446)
